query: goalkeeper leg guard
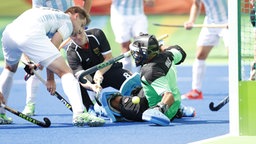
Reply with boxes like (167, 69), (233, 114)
(100, 92), (123, 122)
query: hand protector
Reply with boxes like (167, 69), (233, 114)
(24, 61), (37, 75)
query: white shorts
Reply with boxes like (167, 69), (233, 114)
(2, 27), (61, 67)
(110, 6), (148, 43)
(197, 18), (229, 48)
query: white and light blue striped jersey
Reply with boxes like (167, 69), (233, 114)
(32, 0), (75, 12)
(6, 7), (73, 40)
(111, 0), (144, 15)
(202, 0), (228, 23)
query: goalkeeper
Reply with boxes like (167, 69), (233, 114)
(100, 33), (195, 125)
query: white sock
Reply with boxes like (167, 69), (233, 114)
(192, 59), (206, 91)
(121, 56), (132, 72)
(61, 73), (85, 118)
(0, 69), (14, 114)
(25, 69), (42, 105)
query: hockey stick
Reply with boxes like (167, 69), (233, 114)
(209, 96), (229, 111)
(0, 103), (51, 127)
(153, 23), (228, 29)
(78, 34), (168, 105)
(78, 34), (169, 84)
(22, 62), (73, 112)
(78, 51), (132, 84)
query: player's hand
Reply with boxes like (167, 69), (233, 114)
(184, 21), (194, 30)
(24, 61), (38, 75)
(90, 83), (102, 93)
(46, 79), (56, 95)
(144, 0), (155, 7)
(93, 70), (104, 85)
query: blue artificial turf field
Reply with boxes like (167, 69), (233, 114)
(0, 65), (229, 144)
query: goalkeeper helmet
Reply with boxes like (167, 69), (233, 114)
(129, 33), (159, 66)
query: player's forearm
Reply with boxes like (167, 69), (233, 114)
(188, 0), (201, 23)
(83, 0), (92, 12)
(46, 68), (55, 81)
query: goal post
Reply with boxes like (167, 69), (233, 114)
(230, 0), (256, 136)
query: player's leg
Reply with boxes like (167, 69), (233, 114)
(45, 56), (105, 126)
(182, 46), (211, 100)
(0, 31), (22, 124)
(110, 8), (134, 72)
(24, 36), (104, 127)
(182, 25), (220, 100)
(80, 85), (93, 110)
(0, 63), (19, 124)
(22, 69), (43, 116)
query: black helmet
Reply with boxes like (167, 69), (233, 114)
(130, 33), (159, 66)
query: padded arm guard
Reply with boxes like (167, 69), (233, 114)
(164, 45), (186, 65)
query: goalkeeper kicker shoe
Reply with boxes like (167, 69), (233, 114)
(22, 102), (35, 116)
(142, 109), (170, 126)
(0, 113), (13, 124)
(181, 89), (203, 100)
(73, 111), (105, 127)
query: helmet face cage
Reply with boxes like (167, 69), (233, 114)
(130, 34), (159, 66)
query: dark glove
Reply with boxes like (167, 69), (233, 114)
(250, 8), (256, 27)
(24, 61), (37, 75)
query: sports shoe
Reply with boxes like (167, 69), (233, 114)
(181, 89), (203, 100)
(73, 111), (105, 127)
(181, 105), (196, 117)
(22, 102), (35, 116)
(0, 113), (13, 124)
(174, 104), (196, 119)
(88, 104), (108, 118)
(88, 105), (97, 116)
(142, 109), (170, 126)
(93, 103), (108, 118)
(100, 92), (123, 123)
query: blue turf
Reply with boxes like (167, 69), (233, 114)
(0, 66), (229, 144)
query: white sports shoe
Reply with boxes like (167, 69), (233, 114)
(73, 111), (105, 127)
(22, 102), (35, 116)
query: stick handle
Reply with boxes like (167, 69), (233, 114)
(33, 70), (73, 111)
(22, 62), (73, 111)
(157, 34), (169, 41)
(192, 24), (228, 28)
(78, 34), (169, 84)
(78, 51), (130, 84)
(153, 23), (228, 28)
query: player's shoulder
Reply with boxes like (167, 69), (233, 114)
(86, 28), (104, 37)
(67, 43), (78, 53)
